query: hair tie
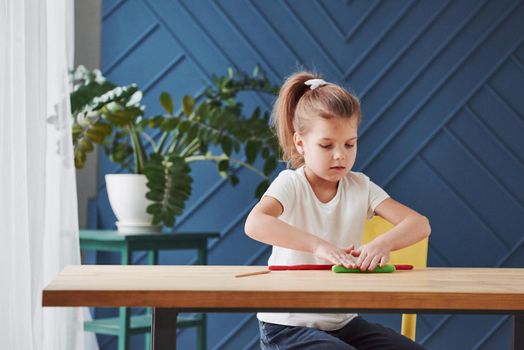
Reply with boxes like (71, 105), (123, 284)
(304, 78), (328, 90)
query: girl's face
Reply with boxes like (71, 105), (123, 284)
(294, 116), (358, 184)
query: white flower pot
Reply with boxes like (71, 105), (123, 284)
(105, 174), (161, 234)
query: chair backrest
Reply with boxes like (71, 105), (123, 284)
(361, 216), (429, 341)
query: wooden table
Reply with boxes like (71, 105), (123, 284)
(43, 266), (524, 349)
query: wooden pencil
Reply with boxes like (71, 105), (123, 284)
(235, 270), (271, 278)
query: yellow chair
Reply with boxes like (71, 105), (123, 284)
(362, 216), (429, 341)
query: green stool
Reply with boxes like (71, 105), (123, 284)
(80, 230), (219, 350)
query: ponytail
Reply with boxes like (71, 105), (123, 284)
(272, 72), (319, 168)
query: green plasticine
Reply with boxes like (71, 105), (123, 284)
(332, 264), (396, 273)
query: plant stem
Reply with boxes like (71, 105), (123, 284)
(161, 158), (171, 210)
(127, 123), (145, 173)
(166, 131), (185, 154)
(157, 132), (169, 155)
(141, 132), (158, 152)
(185, 155), (266, 178)
(179, 138), (199, 157)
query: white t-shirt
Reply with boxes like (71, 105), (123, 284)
(257, 166), (390, 331)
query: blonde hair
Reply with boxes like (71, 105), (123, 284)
(272, 71), (361, 168)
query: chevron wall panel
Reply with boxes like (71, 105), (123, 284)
(92, 0), (524, 349)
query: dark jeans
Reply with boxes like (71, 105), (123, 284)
(259, 316), (426, 350)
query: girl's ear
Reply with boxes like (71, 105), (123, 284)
(293, 132), (304, 155)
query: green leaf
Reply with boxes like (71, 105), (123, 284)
(161, 117), (179, 132)
(218, 159), (229, 172)
(152, 213), (162, 225)
(233, 141), (241, 153)
(74, 152), (86, 169)
(182, 95), (195, 117)
(104, 106), (141, 126)
(229, 174), (239, 187)
(263, 157), (277, 176)
(79, 138), (94, 153)
(251, 106), (261, 119)
(163, 212), (175, 227)
(147, 171), (167, 183)
(146, 191), (164, 202)
(72, 124), (83, 136)
(146, 203), (163, 214)
(85, 129), (106, 143)
(255, 180), (270, 199)
(245, 139), (258, 164)
(90, 122), (112, 135)
(261, 147), (270, 159)
(160, 92), (174, 114)
(178, 120), (191, 134)
(146, 115), (164, 129)
(199, 143), (208, 155)
(221, 136), (232, 156)
(146, 180), (166, 191)
(186, 123), (199, 142)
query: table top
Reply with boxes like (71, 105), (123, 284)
(79, 230), (220, 242)
(43, 265), (524, 313)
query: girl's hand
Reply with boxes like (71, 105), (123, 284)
(313, 243), (357, 268)
(350, 240), (391, 271)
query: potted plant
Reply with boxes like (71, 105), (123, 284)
(70, 65), (279, 233)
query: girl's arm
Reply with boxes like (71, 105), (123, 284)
(245, 196), (357, 268)
(352, 198), (431, 271)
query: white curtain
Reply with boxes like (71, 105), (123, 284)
(0, 0), (96, 349)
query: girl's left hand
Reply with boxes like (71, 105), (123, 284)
(350, 240), (391, 271)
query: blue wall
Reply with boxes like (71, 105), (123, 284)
(92, 0), (524, 349)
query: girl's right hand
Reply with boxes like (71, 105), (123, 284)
(313, 243), (357, 268)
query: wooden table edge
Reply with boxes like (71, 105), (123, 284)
(42, 289), (524, 312)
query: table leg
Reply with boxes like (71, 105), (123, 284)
(197, 241), (208, 265)
(118, 306), (130, 350)
(151, 308), (178, 350)
(146, 249), (158, 349)
(147, 250), (158, 265)
(514, 313), (523, 350)
(198, 313), (207, 350)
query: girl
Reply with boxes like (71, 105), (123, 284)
(244, 72), (431, 350)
